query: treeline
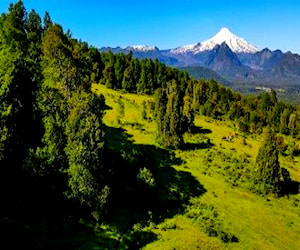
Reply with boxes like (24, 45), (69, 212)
(100, 50), (190, 95)
(191, 80), (300, 136)
(98, 52), (300, 147)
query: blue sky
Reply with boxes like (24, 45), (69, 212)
(1, 0), (300, 53)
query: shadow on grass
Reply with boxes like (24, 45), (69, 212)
(98, 125), (207, 249)
(183, 140), (214, 151)
(190, 126), (212, 134)
(280, 181), (300, 196)
(2, 125), (207, 249)
(280, 168), (300, 196)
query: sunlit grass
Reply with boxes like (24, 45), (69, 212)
(92, 83), (300, 250)
(144, 216), (224, 250)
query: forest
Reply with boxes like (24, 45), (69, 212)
(1, 1), (299, 249)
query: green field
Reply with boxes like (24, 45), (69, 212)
(92, 83), (300, 250)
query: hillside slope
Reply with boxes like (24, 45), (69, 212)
(92, 84), (300, 250)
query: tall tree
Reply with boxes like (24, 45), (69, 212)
(137, 61), (149, 94)
(0, 0), (33, 164)
(155, 80), (185, 149)
(65, 91), (108, 219)
(122, 61), (135, 92)
(33, 24), (73, 178)
(253, 128), (281, 195)
(103, 64), (116, 89)
(43, 11), (52, 32)
(36, 24), (108, 218)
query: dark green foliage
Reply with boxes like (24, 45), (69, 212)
(0, 0), (39, 165)
(155, 80), (185, 149)
(183, 94), (194, 133)
(186, 202), (238, 243)
(190, 80), (300, 136)
(122, 61), (135, 92)
(43, 11), (52, 31)
(253, 129), (281, 195)
(36, 24), (109, 218)
(0, 1), (112, 235)
(65, 92), (107, 215)
(103, 64), (116, 89)
(0, 2), (207, 247)
(250, 129), (299, 196)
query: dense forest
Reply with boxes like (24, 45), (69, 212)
(0, 1), (299, 249)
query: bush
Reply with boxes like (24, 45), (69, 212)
(185, 203), (238, 243)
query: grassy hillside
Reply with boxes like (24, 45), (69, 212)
(92, 84), (300, 249)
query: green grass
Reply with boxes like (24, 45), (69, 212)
(93, 83), (300, 250)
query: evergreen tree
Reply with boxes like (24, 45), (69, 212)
(182, 94), (194, 133)
(122, 61), (135, 92)
(253, 128), (281, 195)
(279, 109), (290, 135)
(137, 61), (148, 94)
(0, 0), (34, 164)
(89, 47), (104, 83)
(155, 80), (184, 149)
(288, 112), (297, 137)
(43, 11), (52, 32)
(103, 64), (116, 89)
(114, 53), (125, 89)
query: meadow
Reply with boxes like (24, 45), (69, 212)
(92, 83), (300, 249)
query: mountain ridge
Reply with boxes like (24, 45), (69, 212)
(100, 28), (300, 90)
(171, 27), (258, 54)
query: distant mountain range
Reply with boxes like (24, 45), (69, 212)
(100, 28), (300, 91)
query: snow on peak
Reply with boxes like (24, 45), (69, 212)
(202, 27), (258, 53)
(126, 45), (158, 52)
(170, 42), (202, 54)
(216, 27), (235, 37)
(171, 27), (258, 54)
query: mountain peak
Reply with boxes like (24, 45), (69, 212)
(216, 27), (235, 37)
(202, 28), (258, 53)
(171, 28), (258, 55)
(126, 45), (159, 52)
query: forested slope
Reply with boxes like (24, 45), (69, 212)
(0, 1), (299, 249)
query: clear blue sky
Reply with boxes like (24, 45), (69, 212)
(1, 0), (300, 53)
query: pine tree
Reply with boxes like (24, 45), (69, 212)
(103, 64), (116, 89)
(253, 128), (281, 195)
(114, 53), (125, 89)
(122, 62), (135, 92)
(43, 11), (52, 32)
(137, 61), (148, 93)
(155, 80), (184, 149)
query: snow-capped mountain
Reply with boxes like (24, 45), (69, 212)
(100, 28), (300, 90)
(125, 45), (159, 52)
(171, 27), (258, 54)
